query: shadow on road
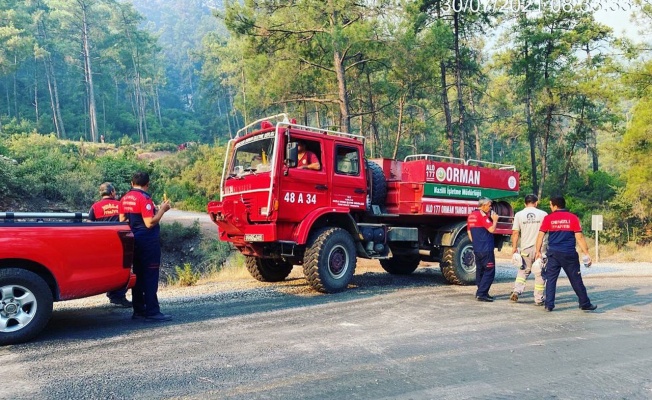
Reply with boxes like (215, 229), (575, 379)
(28, 267), (456, 346)
(521, 283), (652, 313)
(22, 265), (650, 347)
(580, 285), (650, 312)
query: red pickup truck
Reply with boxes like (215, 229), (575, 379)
(0, 212), (136, 345)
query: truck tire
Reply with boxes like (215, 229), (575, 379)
(0, 268), (54, 346)
(303, 227), (356, 293)
(366, 160), (387, 207)
(245, 257), (293, 282)
(379, 254), (420, 275)
(440, 234), (476, 285)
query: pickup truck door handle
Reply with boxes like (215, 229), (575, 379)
(315, 184), (328, 190)
(354, 188), (366, 194)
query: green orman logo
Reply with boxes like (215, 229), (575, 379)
(436, 167), (446, 182)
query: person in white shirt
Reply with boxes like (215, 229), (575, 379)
(509, 194), (548, 305)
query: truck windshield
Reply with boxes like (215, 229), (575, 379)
(229, 132), (275, 177)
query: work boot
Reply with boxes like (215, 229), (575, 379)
(145, 312), (173, 322)
(110, 298), (133, 308)
(510, 292), (519, 302)
(132, 312), (146, 320)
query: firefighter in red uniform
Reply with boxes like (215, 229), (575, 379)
(119, 172), (172, 322)
(296, 140), (321, 170)
(467, 197), (499, 302)
(89, 182), (131, 308)
(534, 195), (597, 312)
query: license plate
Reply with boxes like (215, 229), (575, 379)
(245, 234), (264, 242)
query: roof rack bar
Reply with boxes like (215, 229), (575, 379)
(0, 212), (89, 220)
(277, 121), (365, 142)
(235, 113), (289, 139)
(465, 159), (516, 170)
(404, 154), (466, 163)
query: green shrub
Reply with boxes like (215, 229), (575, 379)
(8, 134), (79, 202)
(174, 195), (209, 212)
(2, 131), (226, 215)
(160, 221), (202, 251)
(168, 263), (200, 286)
(94, 153), (149, 196)
(199, 238), (234, 271)
(0, 158), (20, 199)
(57, 168), (102, 209)
(144, 142), (178, 152)
(151, 144), (225, 211)
(1, 118), (36, 135)
(120, 135), (134, 147)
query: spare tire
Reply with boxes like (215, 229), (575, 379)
(366, 160), (387, 207)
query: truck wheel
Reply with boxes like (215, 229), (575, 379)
(303, 227), (356, 293)
(245, 257), (294, 282)
(379, 254), (420, 275)
(0, 268), (53, 346)
(366, 160), (387, 206)
(440, 234), (476, 285)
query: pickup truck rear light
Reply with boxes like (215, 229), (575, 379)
(118, 230), (135, 269)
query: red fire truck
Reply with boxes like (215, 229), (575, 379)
(208, 114), (519, 293)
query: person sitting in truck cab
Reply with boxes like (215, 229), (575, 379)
(296, 140), (321, 170)
(250, 154), (263, 169)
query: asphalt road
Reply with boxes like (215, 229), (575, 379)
(2, 261), (651, 400)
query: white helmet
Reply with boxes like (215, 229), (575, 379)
(511, 252), (523, 267)
(532, 258), (543, 270)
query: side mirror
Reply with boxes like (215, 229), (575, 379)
(285, 142), (298, 168)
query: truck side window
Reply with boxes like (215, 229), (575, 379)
(335, 146), (360, 175)
(293, 139), (322, 170)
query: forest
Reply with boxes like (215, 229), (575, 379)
(1, 0), (652, 247)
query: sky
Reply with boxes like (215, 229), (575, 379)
(482, 4), (649, 55)
(595, 8), (640, 40)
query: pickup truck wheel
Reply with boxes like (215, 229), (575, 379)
(245, 257), (293, 282)
(303, 227), (356, 293)
(379, 254), (420, 275)
(0, 269), (53, 346)
(440, 234), (476, 285)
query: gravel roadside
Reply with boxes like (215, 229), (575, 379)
(53, 258), (652, 311)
